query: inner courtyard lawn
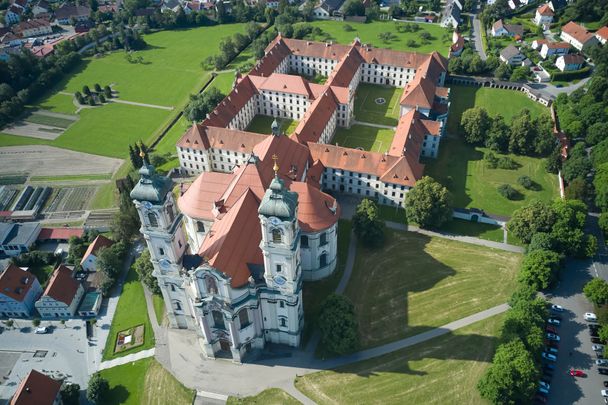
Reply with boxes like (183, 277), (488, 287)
(102, 266), (155, 361)
(227, 389), (301, 405)
(331, 124), (394, 153)
(424, 137), (559, 216)
(295, 313), (504, 405)
(354, 83), (402, 126)
(302, 21), (451, 56)
(345, 229), (520, 349)
(245, 115), (298, 135)
(100, 358), (195, 405)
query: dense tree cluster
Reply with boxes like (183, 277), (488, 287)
(449, 49), (499, 76)
(97, 240), (129, 296)
(405, 176), (452, 229)
(584, 278), (608, 306)
(87, 373), (109, 404)
(460, 107), (554, 156)
(184, 87), (226, 122)
(112, 174), (141, 243)
(66, 231), (101, 265)
(202, 22), (264, 70)
(318, 293), (359, 355)
(134, 249), (160, 294)
(352, 198), (386, 248)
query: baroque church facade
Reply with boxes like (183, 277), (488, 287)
(131, 36), (449, 362)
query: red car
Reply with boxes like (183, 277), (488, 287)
(569, 369), (585, 377)
(546, 325), (558, 333)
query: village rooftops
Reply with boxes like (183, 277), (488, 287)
(0, 264), (38, 303)
(561, 21), (595, 44)
(9, 369), (61, 405)
(42, 265), (80, 306)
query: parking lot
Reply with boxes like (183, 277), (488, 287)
(0, 320), (90, 402)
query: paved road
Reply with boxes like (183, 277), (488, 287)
(471, 14), (487, 60)
(534, 76), (592, 98)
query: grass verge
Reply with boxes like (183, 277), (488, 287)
(227, 388), (301, 405)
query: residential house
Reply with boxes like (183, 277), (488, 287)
(311, 0), (346, 19)
(31, 0), (49, 16)
(532, 38), (548, 50)
(80, 234), (114, 272)
(0, 32), (23, 46)
(5, 5), (23, 25)
(560, 21), (599, 50)
(35, 265), (84, 318)
(450, 31), (465, 57)
(534, 4), (554, 27)
(540, 41), (570, 59)
(13, 19), (52, 38)
(491, 19), (524, 38)
(54, 4), (91, 24)
(161, 0), (182, 13)
(0, 264), (42, 318)
(595, 26), (608, 45)
(556, 54), (585, 71)
(441, 0), (461, 28)
(500, 44), (525, 65)
(9, 370), (62, 405)
(0, 222), (41, 257)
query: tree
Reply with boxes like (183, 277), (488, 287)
(4, 319), (13, 329)
(550, 198), (587, 257)
(32, 318), (41, 327)
(562, 154), (592, 182)
(318, 294), (359, 355)
(83, 85), (91, 95)
(527, 232), (556, 253)
(599, 213), (608, 238)
(112, 184), (141, 243)
(592, 138), (608, 168)
(405, 176), (452, 229)
(518, 249), (561, 290)
(517, 176), (533, 189)
(134, 249), (160, 294)
(507, 201), (555, 244)
(61, 383), (81, 405)
(497, 184), (518, 200)
(184, 87), (225, 122)
(509, 66), (529, 82)
(600, 325), (608, 343)
(508, 109), (535, 155)
(94, 83), (102, 92)
(595, 162), (608, 212)
(584, 278), (608, 306)
(343, 0), (365, 15)
(495, 63), (512, 80)
(565, 177), (592, 202)
(501, 308), (544, 353)
(104, 85), (112, 98)
(99, 94), (106, 103)
(477, 339), (538, 404)
(87, 373), (109, 404)
(486, 115), (509, 153)
(461, 107), (491, 144)
(352, 198), (385, 249)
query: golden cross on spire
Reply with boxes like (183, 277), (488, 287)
(272, 154), (279, 175)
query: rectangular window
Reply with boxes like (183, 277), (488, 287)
(276, 264), (282, 273)
(239, 310), (250, 328)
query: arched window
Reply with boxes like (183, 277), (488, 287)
(148, 212), (158, 228)
(272, 228), (282, 243)
(196, 221), (205, 233)
(212, 310), (225, 329)
(205, 277), (218, 295)
(279, 317), (287, 328)
(166, 204), (175, 223)
(320, 253), (327, 267)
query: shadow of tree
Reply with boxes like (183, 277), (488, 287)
(105, 384), (129, 404)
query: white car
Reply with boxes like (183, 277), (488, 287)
(34, 327), (48, 334)
(602, 389), (608, 397)
(597, 359), (608, 366)
(547, 318), (561, 326)
(585, 312), (598, 322)
(539, 381), (550, 390)
(542, 352), (557, 362)
(594, 344), (605, 352)
(551, 304), (564, 312)
(546, 333), (560, 341)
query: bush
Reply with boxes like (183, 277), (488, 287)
(550, 66), (591, 82)
(585, 234), (598, 257)
(498, 184), (519, 200)
(343, 24), (354, 31)
(484, 152), (499, 168)
(318, 294), (359, 355)
(99, 94), (106, 103)
(497, 156), (519, 170)
(94, 83), (101, 92)
(517, 176), (533, 189)
(87, 373), (109, 404)
(599, 213), (608, 238)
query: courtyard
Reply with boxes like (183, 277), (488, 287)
(245, 115), (299, 135)
(331, 125), (394, 153)
(345, 229), (520, 349)
(353, 83), (402, 126)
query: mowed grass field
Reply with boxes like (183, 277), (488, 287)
(332, 124), (394, 153)
(354, 83), (402, 126)
(246, 115), (298, 135)
(100, 358), (195, 405)
(303, 21), (451, 56)
(102, 266), (155, 361)
(345, 229), (520, 349)
(295, 313), (504, 405)
(227, 389), (301, 405)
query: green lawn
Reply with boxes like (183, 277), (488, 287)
(446, 85), (548, 135)
(345, 229), (520, 349)
(246, 115), (298, 135)
(102, 265), (155, 360)
(295, 313), (504, 405)
(303, 220), (351, 344)
(331, 124), (394, 153)
(23, 113), (76, 129)
(227, 388), (301, 405)
(354, 83), (401, 126)
(100, 358), (195, 405)
(152, 294), (165, 326)
(437, 219), (504, 243)
(34, 93), (78, 114)
(302, 21), (451, 56)
(425, 137), (560, 217)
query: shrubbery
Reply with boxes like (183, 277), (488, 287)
(497, 184), (519, 200)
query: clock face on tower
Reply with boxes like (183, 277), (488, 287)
(142, 201), (152, 210)
(269, 216), (281, 226)
(274, 275), (286, 286)
(159, 259), (171, 269)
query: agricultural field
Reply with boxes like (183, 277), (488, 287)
(295, 314), (504, 404)
(345, 229), (520, 349)
(332, 124), (394, 153)
(354, 83), (402, 126)
(302, 21), (451, 56)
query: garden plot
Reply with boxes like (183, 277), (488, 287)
(43, 186), (97, 212)
(3, 111), (78, 140)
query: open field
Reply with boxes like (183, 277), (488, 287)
(35, 93), (78, 114)
(302, 21), (451, 56)
(354, 83), (402, 126)
(425, 138), (559, 216)
(345, 229), (520, 349)
(332, 125), (393, 153)
(246, 115), (298, 135)
(102, 266), (155, 361)
(295, 313), (504, 404)
(99, 358), (195, 405)
(227, 388), (301, 405)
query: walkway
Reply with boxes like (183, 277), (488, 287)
(386, 221), (525, 253)
(98, 348), (156, 371)
(58, 91), (174, 111)
(352, 119), (396, 130)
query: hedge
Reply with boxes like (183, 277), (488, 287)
(551, 66), (591, 81)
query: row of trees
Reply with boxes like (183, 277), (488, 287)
(460, 107), (554, 157)
(202, 22), (262, 70)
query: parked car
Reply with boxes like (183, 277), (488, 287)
(542, 352), (557, 362)
(602, 389), (608, 397)
(604, 381), (608, 387)
(546, 325), (558, 333)
(569, 369), (585, 377)
(551, 304), (564, 312)
(585, 312), (598, 321)
(547, 347), (558, 355)
(548, 318), (561, 326)
(34, 327), (48, 334)
(597, 359), (608, 366)
(591, 330), (600, 338)
(546, 333), (560, 341)
(539, 387), (550, 395)
(539, 381), (550, 390)
(547, 340), (559, 349)
(534, 395), (548, 404)
(544, 363), (555, 370)
(590, 324), (600, 330)
(599, 368), (608, 375)
(593, 337), (603, 344)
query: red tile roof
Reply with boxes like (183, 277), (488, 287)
(400, 75), (437, 109)
(561, 21), (595, 44)
(250, 73), (315, 98)
(537, 4), (554, 16)
(177, 124), (267, 152)
(203, 75), (258, 128)
(544, 41), (570, 49)
(81, 235), (113, 263)
(10, 370), (61, 405)
(596, 26), (608, 41)
(290, 181), (340, 232)
(326, 46), (364, 88)
(251, 37), (292, 77)
(0, 264), (38, 303)
(43, 265), (80, 305)
(282, 37), (351, 60)
(178, 171), (234, 220)
(389, 110), (439, 156)
(292, 88), (339, 144)
(38, 227), (84, 241)
(252, 133), (311, 181)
